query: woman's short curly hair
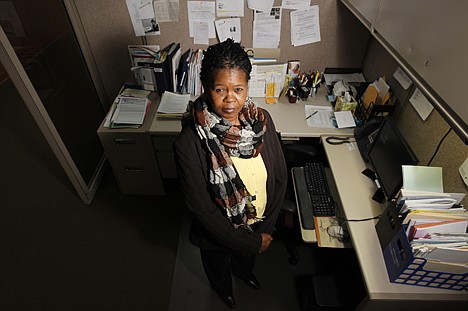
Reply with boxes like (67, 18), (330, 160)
(200, 39), (252, 88)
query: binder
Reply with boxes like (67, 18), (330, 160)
(170, 45), (182, 92)
(177, 48), (192, 93)
(162, 42), (180, 93)
(153, 43), (172, 95)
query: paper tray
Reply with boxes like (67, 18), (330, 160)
(376, 202), (468, 291)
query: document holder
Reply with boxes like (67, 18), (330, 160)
(376, 202), (468, 291)
(354, 101), (395, 124)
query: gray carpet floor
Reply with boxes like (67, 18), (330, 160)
(168, 213), (318, 311)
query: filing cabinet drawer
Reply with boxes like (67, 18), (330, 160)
(112, 162), (164, 195)
(151, 135), (178, 178)
(98, 132), (165, 195)
(100, 133), (151, 159)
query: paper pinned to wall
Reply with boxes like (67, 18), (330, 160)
(290, 5), (320, 47)
(216, 0), (244, 17)
(187, 1), (216, 38)
(193, 20), (209, 45)
(247, 0), (274, 12)
(215, 18), (241, 42)
(252, 7), (281, 48)
(281, 0), (311, 10)
(410, 88), (434, 121)
(153, 0), (180, 22)
(393, 67), (412, 90)
(126, 0), (160, 36)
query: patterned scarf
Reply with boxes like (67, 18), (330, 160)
(189, 95), (267, 230)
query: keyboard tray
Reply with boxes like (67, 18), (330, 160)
(292, 167), (315, 230)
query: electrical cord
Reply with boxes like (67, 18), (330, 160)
(426, 127), (452, 166)
(325, 136), (355, 145)
(335, 214), (382, 224)
(321, 214), (382, 243)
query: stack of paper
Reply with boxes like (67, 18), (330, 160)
(107, 96), (149, 128)
(397, 165), (468, 264)
(397, 166), (464, 213)
(156, 92), (190, 119)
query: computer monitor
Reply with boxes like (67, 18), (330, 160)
(367, 118), (419, 202)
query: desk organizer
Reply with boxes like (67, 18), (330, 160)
(375, 203), (468, 291)
(354, 101), (394, 123)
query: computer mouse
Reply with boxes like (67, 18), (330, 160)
(327, 225), (350, 242)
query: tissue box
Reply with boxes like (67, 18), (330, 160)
(334, 95), (357, 112)
(375, 203), (468, 291)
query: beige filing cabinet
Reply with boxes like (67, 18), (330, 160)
(97, 97), (165, 195)
(151, 134), (178, 179)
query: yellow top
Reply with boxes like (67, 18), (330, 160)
(231, 154), (268, 224)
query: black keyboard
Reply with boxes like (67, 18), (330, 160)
(303, 163), (337, 217)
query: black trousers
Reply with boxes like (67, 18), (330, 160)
(200, 248), (256, 296)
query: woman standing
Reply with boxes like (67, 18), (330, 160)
(174, 39), (287, 309)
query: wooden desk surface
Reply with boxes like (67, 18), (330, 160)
(322, 138), (468, 304)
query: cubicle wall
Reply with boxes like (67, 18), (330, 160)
(73, 0), (466, 203)
(363, 38), (468, 206)
(73, 0), (370, 104)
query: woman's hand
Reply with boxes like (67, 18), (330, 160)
(258, 233), (273, 253)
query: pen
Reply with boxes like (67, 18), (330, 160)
(305, 111), (318, 120)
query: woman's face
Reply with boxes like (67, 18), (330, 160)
(206, 67), (248, 125)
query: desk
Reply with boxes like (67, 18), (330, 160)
(254, 87), (353, 138)
(148, 87), (353, 189)
(102, 90), (468, 308)
(149, 86), (353, 138)
(320, 137), (468, 310)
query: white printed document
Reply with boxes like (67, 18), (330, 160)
(215, 18), (241, 43)
(334, 111), (356, 128)
(111, 97), (148, 125)
(290, 5), (320, 47)
(305, 105), (334, 128)
(253, 7), (281, 48)
(157, 92), (190, 117)
(187, 1), (216, 38)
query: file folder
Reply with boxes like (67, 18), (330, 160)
(177, 48), (192, 93)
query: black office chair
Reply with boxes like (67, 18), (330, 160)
(276, 139), (318, 265)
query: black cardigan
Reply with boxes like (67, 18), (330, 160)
(174, 109), (287, 255)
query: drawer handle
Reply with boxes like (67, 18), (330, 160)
(124, 165), (144, 172)
(114, 138), (135, 145)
